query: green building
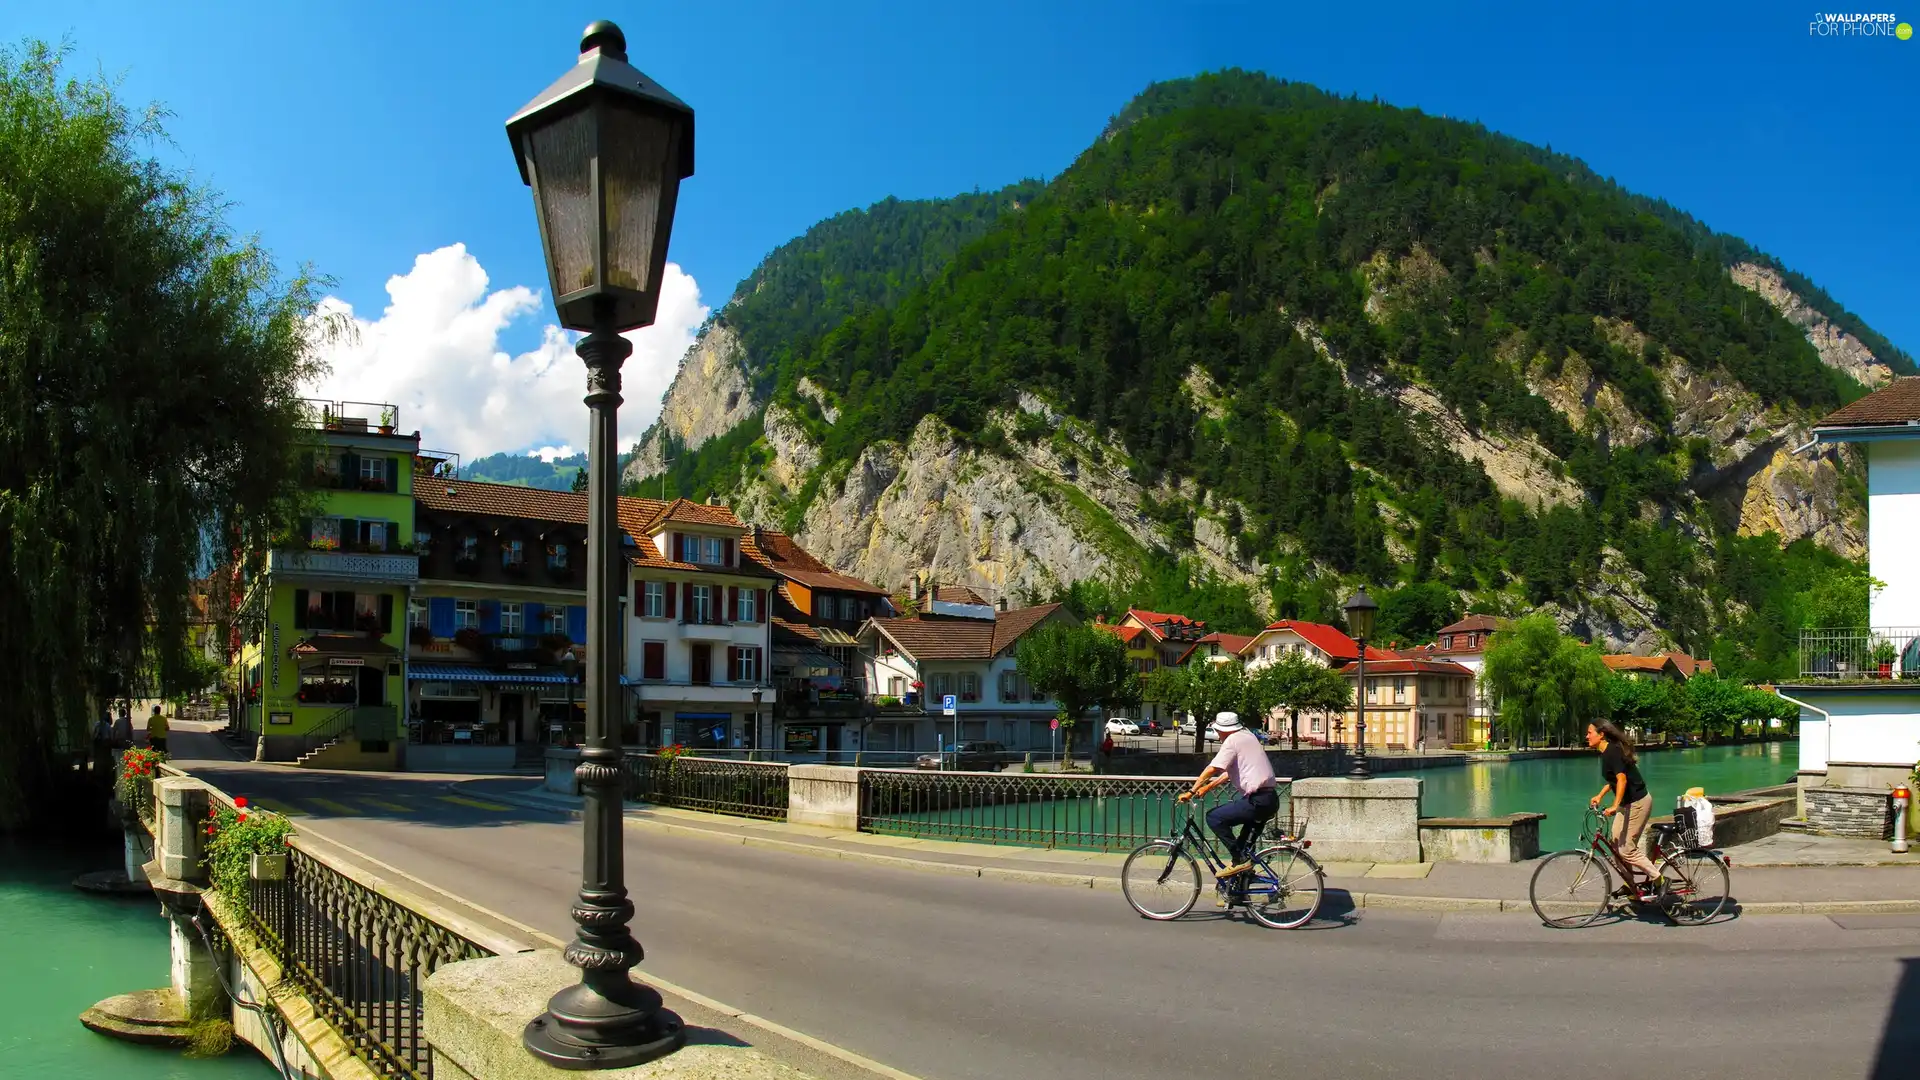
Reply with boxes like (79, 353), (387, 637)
(234, 400), (427, 766)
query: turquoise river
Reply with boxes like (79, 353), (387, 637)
(1417, 740), (1800, 851)
(0, 835), (274, 1080)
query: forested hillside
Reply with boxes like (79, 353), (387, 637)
(624, 70), (1907, 681)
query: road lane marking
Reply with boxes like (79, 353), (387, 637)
(305, 797), (360, 815)
(437, 795), (512, 812)
(253, 799), (307, 817)
(356, 797), (413, 813)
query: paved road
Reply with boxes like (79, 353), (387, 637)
(173, 729), (1919, 1080)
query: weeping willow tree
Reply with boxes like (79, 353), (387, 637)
(0, 40), (330, 826)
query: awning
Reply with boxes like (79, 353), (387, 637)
(814, 627), (860, 647)
(291, 635), (398, 658)
(773, 649), (841, 677)
(408, 663), (574, 686)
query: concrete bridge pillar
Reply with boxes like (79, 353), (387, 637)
(1290, 776), (1423, 862)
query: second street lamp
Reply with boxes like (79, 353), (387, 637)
(507, 19), (694, 1070)
(1343, 589), (1377, 781)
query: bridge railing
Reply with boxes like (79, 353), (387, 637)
(857, 769), (1293, 852)
(156, 763), (514, 1080)
(619, 752), (790, 821)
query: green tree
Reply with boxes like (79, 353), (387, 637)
(571, 466), (588, 493)
(1606, 675), (1690, 741)
(0, 41), (324, 825)
(1481, 615), (1611, 748)
(1147, 659), (1248, 753)
(1015, 622), (1138, 766)
(1249, 652), (1353, 749)
(1801, 565), (1882, 629)
(1374, 581), (1462, 648)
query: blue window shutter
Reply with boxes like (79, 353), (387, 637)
(566, 604), (586, 643)
(479, 601), (501, 634)
(428, 598), (456, 636)
(524, 602), (545, 631)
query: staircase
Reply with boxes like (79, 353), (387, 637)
(292, 704), (398, 769)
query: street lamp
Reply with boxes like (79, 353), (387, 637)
(750, 687), (763, 760)
(1343, 589), (1378, 781)
(507, 19), (693, 1069)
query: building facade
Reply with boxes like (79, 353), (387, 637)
(407, 480), (607, 770)
(233, 400), (420, 766)
(1425, 615), (1502, 745)
(860, 601), (1074, 754)
(622, 499), (779, 752)
(1117, 608), (1207, 727)
(1241, 620), (1389, 741)
(1335, 658), (1477, 749)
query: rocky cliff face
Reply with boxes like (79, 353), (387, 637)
(628, 265), (1877, 645)
(622, 323), (754, 486)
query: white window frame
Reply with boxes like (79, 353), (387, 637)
(501, 539), (524, 567)
(691, 585), (712, 624)
(736, 647), (760, 684)
(736, 588), (756, 623)
(360, 456), (383, 483)
(702, 537), (723, 565)
(547, 542), (569, 570)
(932, 673), (952, 699)
(500, 602), (523, 635)
(680, 535), (699, 562)
(544, 607), (567, 635)
(455, 599), (478, 630)
(960, 673), (980, 702)
(407, 599), (426, 629)
(643, 581), (665, 619)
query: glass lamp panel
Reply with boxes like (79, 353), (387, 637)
(600, 107), (683, 293)
(524, 108), (599, 295)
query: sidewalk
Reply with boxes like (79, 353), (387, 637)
(457, 777), (1920, 916)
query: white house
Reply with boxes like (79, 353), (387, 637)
(1778, 377), (1920, 832)
(621, 498), (778, 751)
(1425, 614), (1503, 746)
(859, 599), (1075, 754)
(1239, 620), (1390, 741)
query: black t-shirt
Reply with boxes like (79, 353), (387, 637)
(1599, 742), (1648, 804)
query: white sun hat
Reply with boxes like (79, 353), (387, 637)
(1211, 711), (1244, 733)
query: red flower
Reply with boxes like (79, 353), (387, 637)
(205, 825), (215, 835)
(233, 797), (247, 808)
(238, 813), (248, 822)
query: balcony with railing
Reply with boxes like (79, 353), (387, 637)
(301, 397), (407, 435)
(1795, 628), (1920, 683)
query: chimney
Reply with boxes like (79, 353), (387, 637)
(996, 596), (1007, 613)
(706, 495), (724, 506)
(909, 576), (922, 603)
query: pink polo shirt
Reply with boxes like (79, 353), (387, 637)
(1209, 730), (1277, 795)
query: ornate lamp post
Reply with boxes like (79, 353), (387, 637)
(750, 687), (763, 759)
(1343, 589), (1377, 781)
(507, 20), (693, 1069)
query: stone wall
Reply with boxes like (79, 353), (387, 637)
(1418, 814), (1545, 862)
(1805, 786), (1894, 839)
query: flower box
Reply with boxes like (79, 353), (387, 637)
(249, 852), (287, 882)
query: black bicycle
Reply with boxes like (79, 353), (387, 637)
(1121, 796), (1324, 929)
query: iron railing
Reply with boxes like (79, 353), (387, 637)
(1797, 627), (1920, 681)
(620, 752), (789, 820)
(247, 842), (495, 1080)
(858, 769), (1293, 852)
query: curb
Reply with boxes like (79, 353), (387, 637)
(457, 780), (1920, 916)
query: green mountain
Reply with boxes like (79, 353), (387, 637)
(463, 451), (585, 491)
(628, 70), (1906, 680)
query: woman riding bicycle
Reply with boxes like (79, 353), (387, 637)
(1586, 719), (1662, 895)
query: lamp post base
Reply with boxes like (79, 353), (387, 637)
(523, 978), (685, 1070)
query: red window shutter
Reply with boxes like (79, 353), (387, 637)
(726, 586), (738, 622)
(663, 581), (677, 619)
(643, 641), (664, 681)
(682, 581), (694, 621)
(755, 589), (766, 623)
(724, 537), (735, 566)
(634, 580), (644, 608)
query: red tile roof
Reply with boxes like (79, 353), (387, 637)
(1602, 654), (1682, 675)
(1175, 631), (1256, 666)
(1124, 608), (1207, 641)
(866, 603), (1067, 661)
(418, 479), (597, 525)
(1097, 622), (1149, 645)
(740, 528), (890, 597)
(653, 497), (747, 529)
(1437, 614), (1503, 635)
(1256, 620), (1394, 662)
(1333, 658), (1473, 676)
(1816, 376), (1920, 428)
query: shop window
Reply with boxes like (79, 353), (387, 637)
(297, 667), (356, 705)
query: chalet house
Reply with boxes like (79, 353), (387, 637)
(860, 597), (1075, 754)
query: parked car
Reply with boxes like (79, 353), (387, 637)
(914, 741), (1009, 771)
(1104, 717), (1140, 737)
(1136, 718), (1164, 736)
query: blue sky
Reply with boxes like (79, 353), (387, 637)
(8, 1), (1916, 457)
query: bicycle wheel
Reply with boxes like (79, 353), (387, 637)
(1528, 849), (1613, 928)
(1657, 848), (1730, 925)
(1122, 840), (1201, 920)
(1244, 844), (1324, 929)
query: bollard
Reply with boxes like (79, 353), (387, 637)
(1893, 787), (1911, 854)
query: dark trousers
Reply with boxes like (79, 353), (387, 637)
(1206, 786), (1279, 863)
(149, 737), (168, 754)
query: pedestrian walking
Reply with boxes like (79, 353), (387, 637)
(111, 703), (134, 749)
(147, 704), (170, 754)
(91, 707), (114, 775)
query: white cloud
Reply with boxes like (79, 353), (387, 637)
(305, 244), (706, 462)
(528, 445), (580, 462)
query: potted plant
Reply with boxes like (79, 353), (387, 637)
(203, 798), (293, 915)
(409, 625), (434, 649)
(453, 626), (485, 653)
(1871, 640), (1898, 678)
(538, 632), (572, 656)
(378, 407), (396, 436)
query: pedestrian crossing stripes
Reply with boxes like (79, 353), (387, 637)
(238, 792), (518, 817)
(436, 795), (513, 812)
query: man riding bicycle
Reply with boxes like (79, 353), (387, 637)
(1178, 711), (1278, 879)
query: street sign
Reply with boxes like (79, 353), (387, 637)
(1050, 718), (1059, 730)
(942, 694), (957, 716)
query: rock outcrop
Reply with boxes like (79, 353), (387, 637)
(1730, 262), (1895, 389)
(622, 323), (755, 485)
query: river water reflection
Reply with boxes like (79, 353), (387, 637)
(1416, 741), (1800, 851)
(0, 835), (274, 1080)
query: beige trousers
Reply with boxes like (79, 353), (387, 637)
(1610, 793), (1660, 879)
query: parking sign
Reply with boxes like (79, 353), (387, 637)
(942, 694), (957, 716)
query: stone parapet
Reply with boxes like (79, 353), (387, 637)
(1418, 813), (1544, 862)
(1291, 776), (1423, 862)
(787, 765), (860, 831)
(424, 950), (814, 1080)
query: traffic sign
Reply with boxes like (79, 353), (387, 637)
(1050, 718), (1059, 730)
(942, 694), (957, 716)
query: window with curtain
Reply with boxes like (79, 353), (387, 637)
(501, 602), (522, 635)
(643, 582), (665, 618)
(455, 600), (478, 629)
